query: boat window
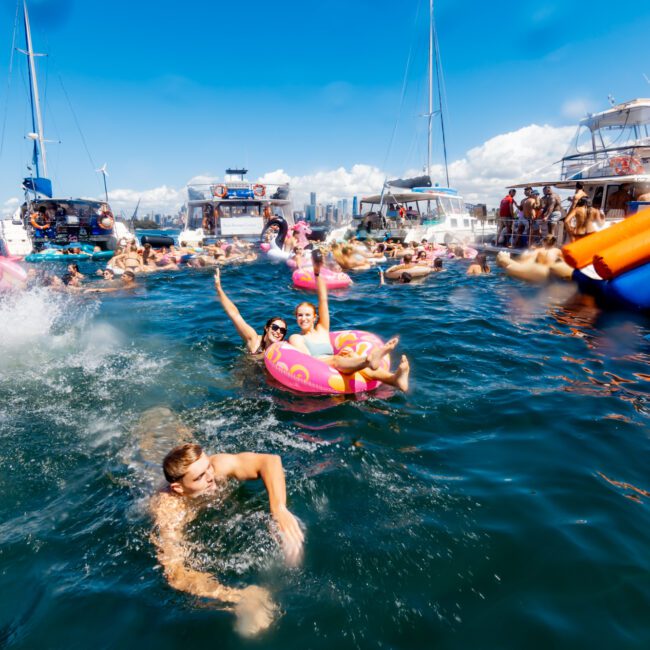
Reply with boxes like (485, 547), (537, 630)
(569, 125), (595, 154)
(591, 186), (604, 209)
(450, 218), (458, 228)
(463, 219), (470, 228)
(221, 202), (261, 217)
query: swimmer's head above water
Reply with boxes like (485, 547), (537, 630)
(294, 302), (317, 333)
(262, 316), (288, 347)
(163, 443), (216, 497)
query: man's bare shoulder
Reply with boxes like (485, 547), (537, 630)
(150, 489), (190, 528)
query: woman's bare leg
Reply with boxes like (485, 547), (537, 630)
(360, 355), (410, 392)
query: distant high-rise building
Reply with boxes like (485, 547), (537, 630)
(352, 196), (358, 215)
(310, 192), (317, 206)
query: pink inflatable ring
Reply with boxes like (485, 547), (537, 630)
(264, 330), (389, 394)
(292, 267), (352, 291)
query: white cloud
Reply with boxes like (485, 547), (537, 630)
(1, 124), (574, 218)
(1, 197), (19, 217)
(561, 98), (594, 120)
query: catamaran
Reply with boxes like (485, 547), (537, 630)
(179, 168), (293, 247)
(0, 1), (124, 258)
(349, 0), (493, 245)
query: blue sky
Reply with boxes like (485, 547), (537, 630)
(1, 0), (650, 213)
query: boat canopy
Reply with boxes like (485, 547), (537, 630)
(508, 174), (650, 190)
(361, 190), (458, 204)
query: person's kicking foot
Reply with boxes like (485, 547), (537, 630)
(394, 355), (410, 392)
(367, 337), (399, 370)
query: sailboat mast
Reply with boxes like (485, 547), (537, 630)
(432, 4), (450, 187)
(427, 0), (433, 179)
(23, 0), (47, 178)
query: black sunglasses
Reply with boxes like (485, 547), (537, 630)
(270, 323), (287, 335)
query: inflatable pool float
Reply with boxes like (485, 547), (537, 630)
(562, 207), (650, 269)
(260, 217), (291, 260)
(264, 330), (389, 394)
(385, 264), (432, 279)
(0, 257), (27, 291)
(573, 263), (650, 311)
(24, 242), (114, 263)
(292, 267), (352, 291)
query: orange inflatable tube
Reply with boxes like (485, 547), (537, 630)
(593, 229), (650, 279)
(562, 206), (650, 269)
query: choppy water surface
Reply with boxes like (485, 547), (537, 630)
(1, 257), (649, 649)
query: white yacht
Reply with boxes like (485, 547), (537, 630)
(513, 98), (650, 220)
(354, 183), (489, 244)
(342, 0), (494, 246)
(179, 168), (293, 247)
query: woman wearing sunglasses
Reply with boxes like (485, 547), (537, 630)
(214, 267), (288, 357)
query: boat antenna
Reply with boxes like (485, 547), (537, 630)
(96, 163), (109, 203)
(18, 0), (48, 178)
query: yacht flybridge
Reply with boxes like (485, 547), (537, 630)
(512, 98), (650, 218)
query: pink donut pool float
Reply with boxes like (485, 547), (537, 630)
(264, 330), (389, 394)
(0, 257), (27, 291)
(292, 267), (352, 291)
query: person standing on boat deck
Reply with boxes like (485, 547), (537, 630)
(512, 187), (534, 248)
(569, 182), (588, 212)
(606, 184), (632, 216)
(539, 186), (564, 240)
(213, 267), (288, 358)
(150, 442), (304, 637)
(497, 189), (518, 246)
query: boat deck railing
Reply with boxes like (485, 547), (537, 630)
(561, 145), (650, 180)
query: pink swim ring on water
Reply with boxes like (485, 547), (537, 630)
(0, 257), (27, 291)
(292, 267), (352, 291)
(264, 330), (389, 394)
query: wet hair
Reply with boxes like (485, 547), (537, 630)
(62, 273), (74, 285)
(417, 250), (427, 260)
(263, 315), (288, 342)
(476, 254), (489, 272)
(399, 271), (413, 283)
(575, 182), (584, 190)
(294, 301), (316, 317)
(434, 257), (443, 270)
(103, 268), (115, 277)
(163, 443), (203, 482)
(403, 253), (413, 264)
(123, 270), (136, 280)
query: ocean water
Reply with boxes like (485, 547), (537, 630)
(0, 255), (649, 649)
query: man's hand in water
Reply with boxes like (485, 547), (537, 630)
(272, 505), (304, 566)
(234, 585), (277, 637)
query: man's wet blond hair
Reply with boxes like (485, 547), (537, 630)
(163, 443), (203, 483)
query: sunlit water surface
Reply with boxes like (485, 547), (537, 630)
(0, 255), (649, 649)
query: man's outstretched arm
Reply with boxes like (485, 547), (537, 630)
(211, 453), (304, 564)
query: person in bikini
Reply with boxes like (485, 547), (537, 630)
(213, 267), (288, 358)
(288, 251), (410, 391)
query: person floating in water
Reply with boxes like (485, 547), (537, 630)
(150, 442), (304, 636)
(289, 250), (410, 391)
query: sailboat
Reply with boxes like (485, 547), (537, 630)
(0, 1), (125, 258)
(353, 0), (494, 245)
